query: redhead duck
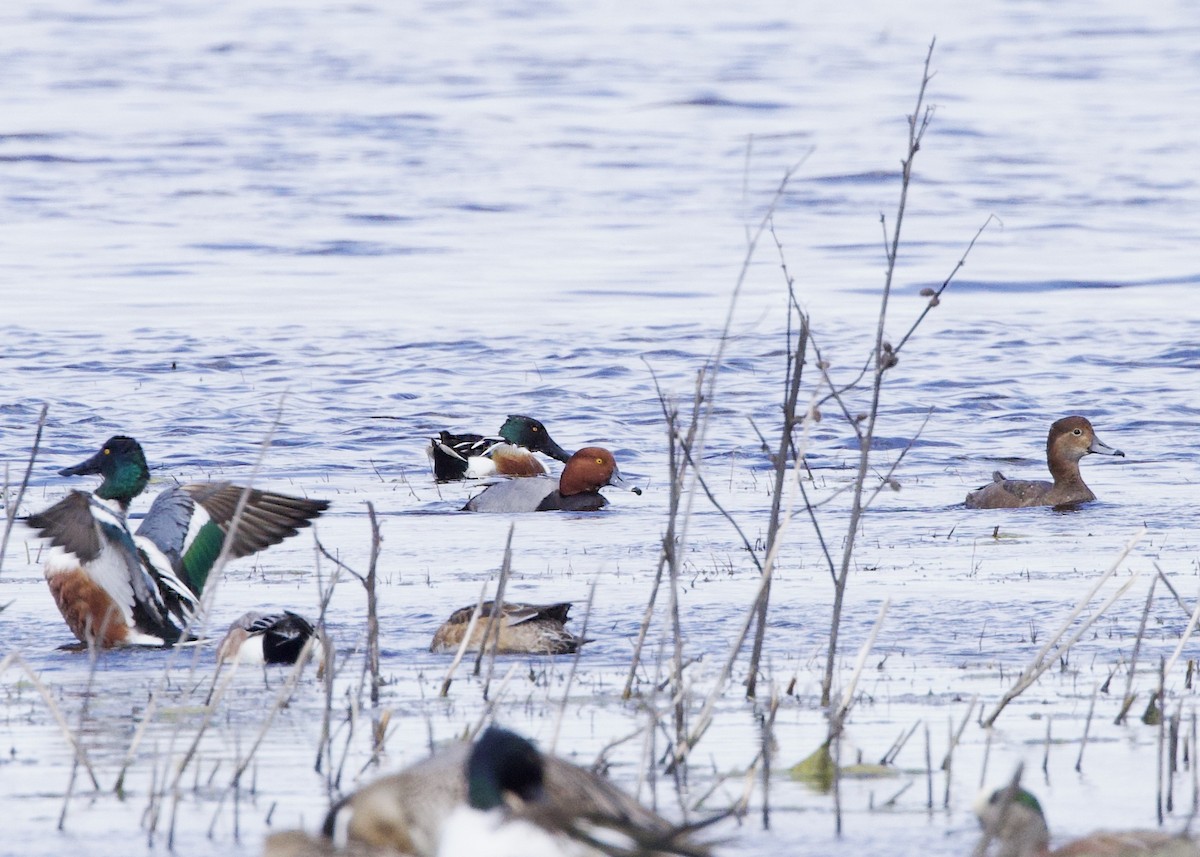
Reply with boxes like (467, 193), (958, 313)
(965, 416), (1124, 509)
(463, 447), (625, 512)
(429, 601), (588, 655)
(300, 727), (707, 857)
(429, 415), (571, 481)
(217, 610), (325, 665)
(975, 785), (1199, 857)
(25, 435), (328, 648)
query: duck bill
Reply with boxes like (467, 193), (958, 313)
(608, 466), (644, 496)
(1088, 436), (1125, 458)
(59, 448), (106, 477)
(542, 436), (571, 463)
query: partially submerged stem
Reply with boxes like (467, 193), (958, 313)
(821, 38), (938, 707)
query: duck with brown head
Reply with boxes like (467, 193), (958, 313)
(462, 447), (629, 513)
(965, 416), (1124, 509)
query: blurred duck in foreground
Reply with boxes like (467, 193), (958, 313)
(266, 726), (713, 857)
(975, 785), (1200, 857)
(463, 447), (628, 512)
(217, 610), (324, 665)
(26, 435), (328, 648)
(965, 416), (1124, 509)
(429, 415), (571, 481)
(429, 601), (588, 655)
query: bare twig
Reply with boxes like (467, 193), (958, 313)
(0, 403), (47, 579)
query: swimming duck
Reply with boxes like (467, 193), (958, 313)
(217, 610), (324, 665)
(463, 447), (624, 512)
(313, 727), (709, 857)
(25, 435), (329, 648)
(429, 415), (571, 481)
(429, 601), (588, 655)
(965, 416), (1124, 509)
(975, 785), (1200, 857)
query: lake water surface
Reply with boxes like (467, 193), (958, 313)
(3, 2), (1200, 856)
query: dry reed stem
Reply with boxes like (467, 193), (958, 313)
(745, 244), (810, 698)
(670, 376), (818, 768)
(364, 503), (383, 706)
(315, 556), (343, 787)
(143, 401), (292, 840)
(822, 38), (938, 708)
(1041, 717), (1052, 776)
(233, 637), (322, 787)
(1158, 660), (1167, 824)
(59, 634), (106, 829)
(476, 525), (515, 698)
(669, 536), (783, 768)
(832, 598), (890, 732)
(982, 529), (1146, 727)
(646, 158), (804, 736)
(1118, 575), (1159, 725)
(115, 690), (161, 796)
(622, 365), (700, 700)
(205, 636), (320, 833)
(0, 403), (47, 580)
(881, 721), (920, 767)
(439, 581), (488, 696)
(758, 685), (779, 829)
(468, 662), (520, 739)
(0, 652), (100, 788)
(940, 696), (976, 771)
(1154, 563), (1193, 619)
(550, 578), (595, 753)
(1162, 582), (1200, 687)
(924, 723), (933, 811)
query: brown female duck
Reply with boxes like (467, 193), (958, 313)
(965, 416), (1124, 509)
(429, 601), (588, 655)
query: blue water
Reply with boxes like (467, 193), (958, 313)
(2, 2), (1200, 856)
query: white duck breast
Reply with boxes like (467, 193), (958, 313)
(436, 805), (595, 857)
(36, 492), (193, 645)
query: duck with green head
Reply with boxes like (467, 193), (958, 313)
(976, 784), (1200, 856)
(26, 435), (329, 649)
(286, 726), (711, 857)
(429, 415), (572, 481)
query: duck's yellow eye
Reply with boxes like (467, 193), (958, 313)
(595, 457), (604, 465)
(103, 448), (111, 455)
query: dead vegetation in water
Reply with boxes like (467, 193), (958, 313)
(3, 39), (1200, 857)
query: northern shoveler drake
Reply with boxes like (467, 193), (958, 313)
(965, 416), (1124, 509)
(217, 610), (324, 665)
(975, 784), (1199, 857)
(429, 601), (588, 655)
(463, 447), (625, 512)
(25, 435), (329, 649)
(429, 415), (571, 481)
(300, 727), (708, 857)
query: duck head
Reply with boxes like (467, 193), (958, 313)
(558, 447), (624, 496)
(59, 435), (151, 504)
(467, 726), (545, 810)
(499, 414), (571, 463)
(1047, 416), (1123, 471)
(975, 785), (1050, 857)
